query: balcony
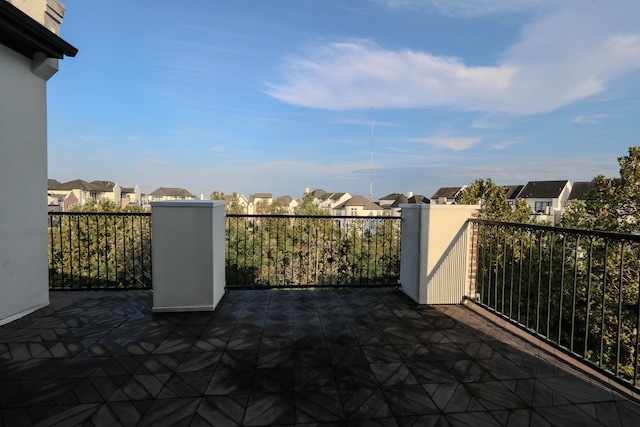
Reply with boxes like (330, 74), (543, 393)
(2, 204), (640, 424)
(3, 288), (640, 425)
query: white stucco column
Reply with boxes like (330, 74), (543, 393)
(399, 204), (479, 304)
(0, 45), (50, 326)
(151, 201), (226, 312)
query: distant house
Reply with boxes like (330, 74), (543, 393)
(518, 180), (572, 224)
(387, 194), (408, 217)
(407, 194), (429, 205)
(248, 193), (273, 214)
(333, 195), (384, 217)
(379, 193), (404, 208)
(48, 179), (142, 209)
(224, 193), (249, 214)
(378, 192), (429, 216)
(273, 195), (298, 214)
(430, 186), (466, 205)
(120, 185), (142, 207)
(503, 185), (524, 207)
(567, 181), (597, 205)
(47, 179), (102, 206)
(148, 187), (197, 202)
(47, 190), (77, 212)
(310, 189), (351, 211)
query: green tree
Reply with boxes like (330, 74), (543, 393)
(210, 190), (225, 201)
(226, 193), (246, 214)
(48, 202), (151, 289)
(295, 191), (326, 215)
(562, 146), (640, 232)
(456, 178), (529, 222)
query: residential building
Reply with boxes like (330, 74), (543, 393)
(248, 193), (273, 214)
(333, 195), (385, 216)
(430, 186), (466, 204)
(48, 179), (142, 209)
(309, 189), (351, 211)
(567, 181), (597, 205)
(120, 185), (142, 207)
(47, 179), (100, 205)
(378, 193), (404, 208)
(224, 193), (249, 214)
(518, 180), (572, 224)
(0, 0), (76, 324)
(503, 185), (524, 206)
(148, 187), (197, 202)
(273, 195), (299, 214)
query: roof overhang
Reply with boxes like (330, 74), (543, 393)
(0, 1), (77, 59)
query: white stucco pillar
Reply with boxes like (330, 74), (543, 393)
(0, 45), (50, 326)
(399, 204), (479, 304)
(151, 201), (226, 312)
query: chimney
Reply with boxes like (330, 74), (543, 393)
(408, 191), (413, 198)
(8, 0), (65, 34)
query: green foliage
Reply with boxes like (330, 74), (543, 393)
(48, 203), (151, 289)
(562, 146), (640, 233)
(226, 193), (246, 214)
(225, 215), (401, 287)
(477, 147), (640, 385)
(210, 190), (226, 201)
(456, 178), (529, 222)
(295, 191), (326, 215)
(476, 223), (640, 382)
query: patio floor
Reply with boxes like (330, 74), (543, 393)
(1, 288), (640, 426)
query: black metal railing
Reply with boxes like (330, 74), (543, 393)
(48, 212), (401, 290)
(471, 219), (640, 388)
(48, 212), (152, 290)
(226, 214), (401, 288)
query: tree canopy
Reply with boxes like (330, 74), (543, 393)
(562, 146), (640, 233)
(455, 178), (531, 222)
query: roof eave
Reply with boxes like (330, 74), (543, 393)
(0, 1), (78, 59)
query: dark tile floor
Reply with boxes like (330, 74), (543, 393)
(1, 288), (640, 426)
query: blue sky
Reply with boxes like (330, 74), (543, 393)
(48, 0), (640, 200)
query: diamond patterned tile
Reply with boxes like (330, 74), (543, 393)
(295, 389), (345, 424)
(1, 289), (639, 426)
(196, 395), (248, 426)
(243, 393), (295, 426)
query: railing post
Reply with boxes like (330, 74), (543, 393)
(151, 201), (226, 312)
(399, 204), (479, 304)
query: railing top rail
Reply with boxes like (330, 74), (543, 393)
(470, 218), (640, 242)
(48, 211), (151, 217)
(227, 214), (400, 220)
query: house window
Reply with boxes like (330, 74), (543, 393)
(350, 208), (358, 216)
(535, 201), (552, 214)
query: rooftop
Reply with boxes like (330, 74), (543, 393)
(2, 288), (639, 425)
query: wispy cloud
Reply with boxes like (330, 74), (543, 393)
(267, 1), (640, 116)
(571, 114), (612, 124)
(76, 134), (109, 142)
(411, 135), (483, 151)
(371, 0), (547, 17)
(488, 140), (519, 150)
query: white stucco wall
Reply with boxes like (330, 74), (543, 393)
(399, 204), (480, 304)
(151, 201), (227, 312)
(0, 44), (50, 325)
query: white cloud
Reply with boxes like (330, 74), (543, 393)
(412, 135), (482, 151)
(571, 114), (612, 124)
(487, 140), (519, 150)
(372, 0), (547, 17)
(77, 134), (109, 142)
(267, 0), (640, 115)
